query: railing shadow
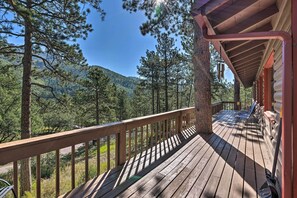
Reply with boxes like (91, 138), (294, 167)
(202, 115), (266, 197)
(61, 127), (197, 197)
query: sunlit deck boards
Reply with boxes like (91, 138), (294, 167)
(61, 110), (272, 198)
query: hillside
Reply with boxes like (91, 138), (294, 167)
(0, 57), (139, 95)
(92, 65), (139, 95)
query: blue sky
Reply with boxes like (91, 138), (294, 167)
(78, 1), (234, 81)
(78, 1), (157, 77)
(6, 0), (233, 81)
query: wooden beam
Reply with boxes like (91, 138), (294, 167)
(202, 0), (231, 15)
(233, 52), (264, 65)
(238, 69), (258, 76)
(293, 0), (297, 194)
(231, 45), (265, 63)
(225, 40), (250, 52)
(229, 41), (266, 58)
(240, 79), (256, 86)
(224, 23), (272, 52)
(208, 0), (258, 28)
(235, 60), (261, 70)
(192, 0), (211, 13)
(223, 4), (278, 34)
(233, 56), (263, 68)
(237, 68), (259, 75)
(240, 76), (256, 82)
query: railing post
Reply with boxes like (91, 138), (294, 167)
(117, 124), (126, 166)
(176, 112), (183, 133)
(186, 113), (191, 128)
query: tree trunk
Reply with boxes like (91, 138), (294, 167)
(234, 77), (240, 110)
(165, 62), (168, 112)
(152, 75), (155, 114)
(193, 22), (212, 134)
(176, 81), (179, 109)
(157, 86), (160, 113)
(188, 83), (193, 107)
(20, 1), (33, 195)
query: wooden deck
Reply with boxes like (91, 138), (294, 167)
(62, 110), (272, 198)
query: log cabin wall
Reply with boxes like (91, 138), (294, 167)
(260, 0), (291, 186)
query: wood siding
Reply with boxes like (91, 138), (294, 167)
(260, 0), (291, 187)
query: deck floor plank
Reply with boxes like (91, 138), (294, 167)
(199, 118), (237, 197)
(215, 120), (242, 198)
(146, 112), (233, 198)
(228, 116), (247, 198)
(60, 111), (271, 198)
(243, 122), (257, 198)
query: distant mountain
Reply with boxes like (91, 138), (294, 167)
(0, 56), (139, 95)
(92, 65), (139, 95)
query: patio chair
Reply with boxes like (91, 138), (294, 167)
(235, 101), (257, 121)
(0, 178), (17, 198)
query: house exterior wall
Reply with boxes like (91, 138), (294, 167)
(259, 0), (291, 188)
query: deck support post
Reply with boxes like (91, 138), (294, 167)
(176, 112), (183, 133)
(117, 125), (126, 166)
(234, 77), (240, 110)
(193, 22), (212, 134)
(252, 82), (257, 102)
(292, 0), (297, 196)
(259, 75), (264, 106)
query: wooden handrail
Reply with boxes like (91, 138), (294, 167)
(0, 107), (194, 165)
(0, 103), (233, 197)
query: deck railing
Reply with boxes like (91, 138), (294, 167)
(0, 101), (234, 197)
(222, 101), (236, 110)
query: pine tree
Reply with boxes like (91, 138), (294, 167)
(0, 1), (105, 194)
(0, 61), (21, 143)
(137, 50), (161, 114)
(116, 89), (131, 120)
(155, 33), (180, 111)
(76, 67), (113, 126)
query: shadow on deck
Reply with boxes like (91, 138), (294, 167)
(61, 110), (272, 198)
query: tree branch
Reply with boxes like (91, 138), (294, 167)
(0, 30), (25, 37)
(31, 82), (65, 106)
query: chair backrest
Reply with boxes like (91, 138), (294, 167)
(0, 178), (16, 198)
(247, 101), (257, 118)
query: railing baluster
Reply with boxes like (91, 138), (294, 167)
(36, 155), (41, 198)
(161, 121), (166, 154)
(56, 150), (60, 197)
(128, 129), (131, 159)
(71, 145), (75, 189)
(134, 128), (138, 156)
(140, 126), (144, 153)
(175, 116), (178, 134)
(166, 119), (169, 139)
(155, 123), (158, 145)
(150, 124), (153, 148)
(13, 161), (18, 198)
(97, 138), (100, 175)
(107, 136), (110, 170)
(85, 142), (89, 182)
(115, 134), (118, 168)
(146, 125), (149, 149)
(161, 122), (163, 142)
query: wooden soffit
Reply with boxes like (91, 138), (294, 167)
(192, 0), (279, 87)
